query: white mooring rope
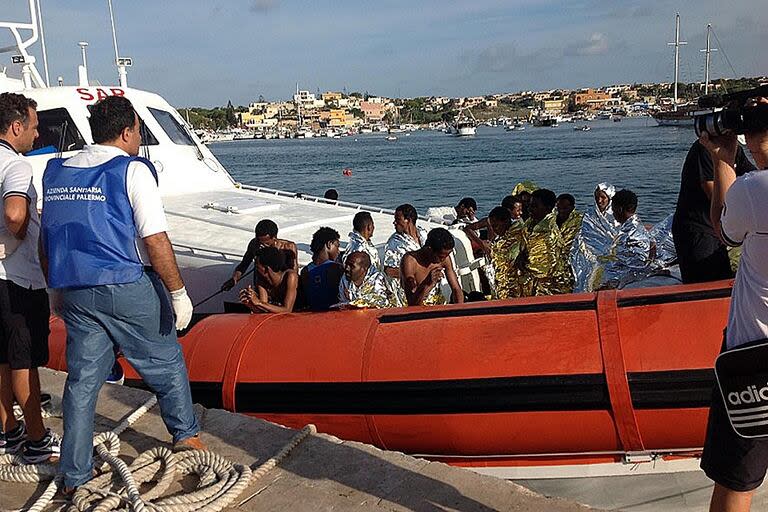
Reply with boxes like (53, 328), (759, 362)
(0, 395), (316, 511)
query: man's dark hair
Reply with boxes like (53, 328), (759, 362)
(395, 203), (418, 223)
(518, 190), (532, 200)
(488, 206), (512, 223)
(89, 96), (137, 144)
(457, 197), (477, 210)
(501, 195), (521, 210)
(425, 227), (455, 252)
(324, 188), (338, 200)
(310, 226), (340, 254)
(531, 188), (557, 210)
(0, 93), (37, 135)
(255, 246), (289, 272)
(612, 189), (638, 213)
(557, 193), (576, 207)
(352, 211), (373, 232)
(255, 219), (278, 238)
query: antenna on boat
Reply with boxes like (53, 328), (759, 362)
(0, 0), (46, 89)
(107, 0), (131, 87)
(34, 0), (50, 86)
(78, 41), (89, 87)
(667, 13), (687, 112)
(700, 24), (717, 95)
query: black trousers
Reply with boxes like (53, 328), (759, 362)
(673, 228), (734, 284)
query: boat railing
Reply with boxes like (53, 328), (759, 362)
(236, 183), (437, 222)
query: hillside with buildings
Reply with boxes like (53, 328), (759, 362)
(183, 76), (767, 137)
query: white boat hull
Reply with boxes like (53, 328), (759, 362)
(456, 126), (476, 136)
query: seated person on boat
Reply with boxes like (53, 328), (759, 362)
(337, 252), (403, 309)
(226, 219), (298, 290)
(463, 206), (526, 299)
(596, 189), (655, 290)
(570, 182), (621, 292)
(239, 246), (298, 313)
(556, 194), (584, 290)
(400, 228), (464, 306)
(451, 197), (479, 225)
(299, 227), (344, 311)
(341, 212), (381, 270)
(503, 195), (525, 222)
(521, 189), (571, 296)
(383, 204), (428, 279)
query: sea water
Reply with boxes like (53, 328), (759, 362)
(211, 117), (703, 224)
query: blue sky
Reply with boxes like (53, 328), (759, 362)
(3, 1), (766, 107)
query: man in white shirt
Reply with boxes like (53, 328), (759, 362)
(40, 96), (202, 492)
(699, 97), (768, 512)
(0, 92), (60, 463)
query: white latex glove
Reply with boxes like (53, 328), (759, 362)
(170, 287), (193, 330)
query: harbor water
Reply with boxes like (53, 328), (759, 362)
(211, 117), (703, 224)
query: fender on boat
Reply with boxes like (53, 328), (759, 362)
(46, 279), (732, 467)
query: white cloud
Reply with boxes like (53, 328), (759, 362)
(565, 33), (610, 56)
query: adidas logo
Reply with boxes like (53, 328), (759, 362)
(728, 383), (768, 406)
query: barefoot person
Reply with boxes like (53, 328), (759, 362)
(400, 228), (464, 306)
(239, 246), (298, 313)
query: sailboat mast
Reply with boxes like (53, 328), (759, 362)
(667, 13), (687, 112)
(701, 24), (717, 96)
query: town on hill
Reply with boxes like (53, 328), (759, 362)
(182, 76), (767, 140)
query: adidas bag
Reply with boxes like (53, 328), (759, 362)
(715, 340), (768, 438)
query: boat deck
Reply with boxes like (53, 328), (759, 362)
(2, 369), (594, 511)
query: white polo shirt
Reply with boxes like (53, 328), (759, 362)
(62, 145), (168, 264)
(0, 140), (46, 289)
(720, 169), (768, 349)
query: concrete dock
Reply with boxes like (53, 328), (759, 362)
(2, 369), (596, 511)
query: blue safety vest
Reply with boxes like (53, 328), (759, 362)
(41, 155), (158, 288)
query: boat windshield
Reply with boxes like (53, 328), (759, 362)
(147, 107), (195, 146)
(30, 108), (86, 155)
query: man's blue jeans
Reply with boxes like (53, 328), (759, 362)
(58, 271), (198, 488)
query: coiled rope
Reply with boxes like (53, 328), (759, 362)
(1, 395), (316, 511)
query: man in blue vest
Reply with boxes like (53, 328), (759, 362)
(40, 96), (202, 492)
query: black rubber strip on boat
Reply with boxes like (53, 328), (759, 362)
(378, 299), (596, 324)
(126, 368), (715, 415)
(617, 287), (732, 307)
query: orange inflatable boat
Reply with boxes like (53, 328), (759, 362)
(46, 280), (730, 470)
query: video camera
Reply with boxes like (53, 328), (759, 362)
(694, 84), (768, 137)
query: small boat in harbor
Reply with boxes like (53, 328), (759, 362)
(451, 107), (477, 136)
(574, 125), (591, 131)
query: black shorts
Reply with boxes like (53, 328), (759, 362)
(0, 279), (50, 369)
(701, 342), (768, 492)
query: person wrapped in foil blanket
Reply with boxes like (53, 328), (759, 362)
(338, 252), (404, 309)
(522, 189), (571, 296)
(571, 182), (622, 292)
(383, 226), (429, 270)
(523, 211), (571, 295)
(343, 230), (382, 270)
(596, 190), (679, 290)
(490, 218), (527, 299)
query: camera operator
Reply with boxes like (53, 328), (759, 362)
(672, 140), (754, 283)
(699, 96), (768, 512)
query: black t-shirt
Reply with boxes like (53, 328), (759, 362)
(673, 140), (756, 235)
